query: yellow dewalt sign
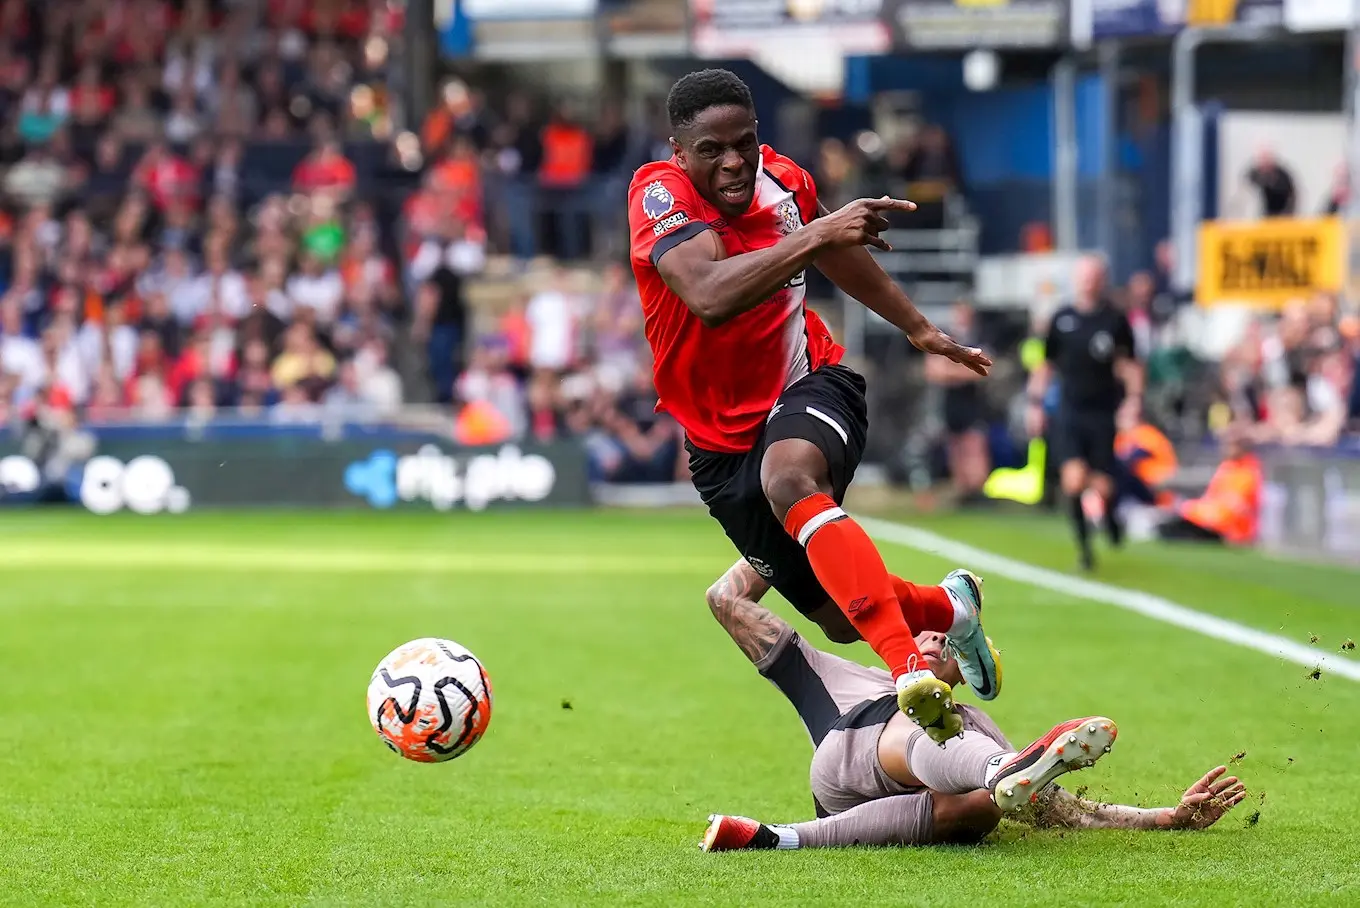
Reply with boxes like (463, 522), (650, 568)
(1196, 217), (1346, 308)
(1185, 0), (1239, 25)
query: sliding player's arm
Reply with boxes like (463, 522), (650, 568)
(1025, 766), (1246, 831)
(705, 559), (785, 664)
(813, 201), (991, 376)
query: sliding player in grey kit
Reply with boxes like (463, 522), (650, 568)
(699, 559), (1247, 851)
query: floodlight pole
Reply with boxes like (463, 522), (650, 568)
(1052, 55), (1079, 251)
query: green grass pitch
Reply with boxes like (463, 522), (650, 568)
(1, 508), (1358, 906)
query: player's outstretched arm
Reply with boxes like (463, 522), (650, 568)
(658, 225), (826, 329)
(1026, 766), (1247, 831)
(812, 202), (991, 376)
(705, 559), (787, 665)
(656, 197), (918, 329)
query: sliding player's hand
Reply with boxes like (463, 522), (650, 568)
(817, 197), (917, 251)
(909, 328), (992, 377)
(1167, 766), (1247, 830)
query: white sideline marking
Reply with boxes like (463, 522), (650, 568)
(860, 516), (1360, 684)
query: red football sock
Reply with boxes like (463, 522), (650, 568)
(891, 575), (955, 635)
(784, 493), (928, 680)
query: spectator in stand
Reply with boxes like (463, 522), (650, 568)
(598, 361), (679, 483)
(139, 291), (183, 360)
(133, 141), (199, 213)
(207, 62), (258, 138)
(235, 338), (278, 409)
(412, 258), (467, 406)
(189, 238), (251, 322)
(165, 78), (206, 145)
(36, 322), (87, 406)
(271, 322), (335, 401)
(590, 102), (635, 259)
(456, 337), (525, 440)
(111, 78), (163, 144)
(1240, 147), (1296, 218)
(293, 135), (357, 199)
(324, 358), (371, 419)
(4, 142), (68, 208)
(1324, 162), (1349, 215)
(168, 327), (233, 407)
(340, 222), (398, 315)
(895, 124), (962, 230)
(85, 364), (125, 421)
(815, 137), (864, 213)
(1123, 272), (1156, 361)
(84, 134), (128, 219)
(1, 300), (41, 402)
(77, 298), (138, 385)
(18, 55), (68, 146)
(588, 262), (644, 389)
(538, 101), (593, 260)
(287, 251), (346, 326)
(421, 78), (490, 155)
(525, 368), (570, 444)
(185, 377), (219, 421)
(526, 266), (579, 377)
(354, 337), (402, 415)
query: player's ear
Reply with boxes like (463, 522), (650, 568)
(669, 136), (683, 162)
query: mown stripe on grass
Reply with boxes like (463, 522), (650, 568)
(0, 543), (714, 575)
(863, 516), (1360, 683)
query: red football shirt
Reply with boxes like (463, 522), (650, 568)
(628, 145), (844, 454)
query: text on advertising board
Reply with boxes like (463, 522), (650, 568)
(1196, 217), (1345, 308)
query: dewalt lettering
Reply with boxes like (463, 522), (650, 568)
(1196, 217), (1345, 308)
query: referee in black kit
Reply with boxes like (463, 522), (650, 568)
(1025, 255), (1144, 571)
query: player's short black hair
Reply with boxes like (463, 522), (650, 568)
(667, 69), (755, 132)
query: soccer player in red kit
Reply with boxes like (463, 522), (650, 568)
(628, 69), (1002, 743)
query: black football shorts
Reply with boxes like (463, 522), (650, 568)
(686, 364), (869, 617)
(1052, 406), (1118, 476)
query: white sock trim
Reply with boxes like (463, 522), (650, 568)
(797, 506), (847, 546)
(895, 668), (937, 691)
(983, 752), (1016, 787)
(942, 584), (973, 637)
(805, 406), (849, 444)
(771, 825), (800, 849)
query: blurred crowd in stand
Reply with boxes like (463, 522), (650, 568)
(0, 0), (417, 434)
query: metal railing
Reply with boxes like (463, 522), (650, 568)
(838, 216), (981, 359)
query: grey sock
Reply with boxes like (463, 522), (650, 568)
(907, 728), (1011, 794)
(791, 793), (936, 848)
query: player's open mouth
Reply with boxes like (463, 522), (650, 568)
(717, 181), (749, 203)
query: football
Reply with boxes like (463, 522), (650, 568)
(367, 637), (493, 762)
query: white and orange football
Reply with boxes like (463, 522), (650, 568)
(367, 638), (493, 763)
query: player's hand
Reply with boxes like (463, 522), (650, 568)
(1167, 766), (1247, 830)
(816, 196), (917, 251)
(909, 327), (991, 377)
(1025, 401), (1046, 438)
